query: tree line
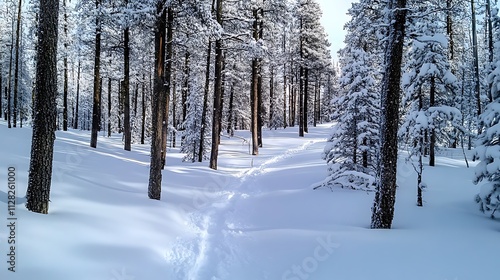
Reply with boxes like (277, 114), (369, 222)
(0, 0), (333, 213)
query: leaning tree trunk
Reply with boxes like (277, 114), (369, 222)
(148, 0), (167, 200)
(90, 0), (102, 148)
(371, 0), (408, 229)
(26, 0), (59, 214)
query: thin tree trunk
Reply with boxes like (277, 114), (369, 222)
(304, 68), (309, 133)
(13, 0), (22, 128)
(73, 61), (80, 129)
(471, 0), (481, 131)
(108, 77), (112, 137)
(199, 39), (211, 163)
(141, 75), (146, 144)
(429, 76), (436, 166)
(123, 0), (131, 151)
(269, 67), (274, 127)
(172, 73), (177, 148)
(90, 0), (102, 148)
(26, 0), (59, 214)
(182, 52), (189, 122)
(298, 66), (304, 137)
(62, 0), (68, 131)
(7, 21), (14, 128)
(371, 0), (408, 229)
(250, 8), (259, 155)
(227, 76), (235, 136)
(486, 0), (494, 102)
(148, 0), (167, 200)
(209, 0), (223, 170)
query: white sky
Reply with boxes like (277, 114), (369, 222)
(316, 0), (353, 61)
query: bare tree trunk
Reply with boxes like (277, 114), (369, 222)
(209, 0), (223, 170)
(123, 0), (131, 151)
(141, 75), (146, 144)
(90, 0), (102, 148)
(371, 0), (408, 229)
(298, 66), (304, 137)
(73, 61), (80, 129)
(429, 76), (436, 166)
(182, 52), (189, 123)
(471, 0), (481, 131)
(107, 77), (112, 137)
(250, 8), (260, 155)
(148, 0), (167, 200)
(269, 67), (274, 127)
(26, 0), (59, 214)
(486, 0), (494, 102)
(62, 0), (68, 131)
(227, 75), (235, 136)
(13, 0), (22, 128)
(199, 39), (211, 163)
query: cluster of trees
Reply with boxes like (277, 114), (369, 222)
(322, 0), (500, 227)
(0, 0), (334, 212)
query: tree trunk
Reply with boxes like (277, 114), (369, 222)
(62, 0), (68, 131)
(371, 0), (408, 229)
(304, 68), (309, 133)
(13, 0), (22, 128)
(250, 8), (260, 155)
(107, 78), (112, 137)
(161, 6), (173, 168)
(141, 75), (146, 144)
(7, 22), (14, 128)
(123, 0), (131, 151)
(199, 39), (211, 163)
(429, 76), (435, 166)
(486, 0), (494, 102)
(148, 0), (167, 200)
(298, 66), (304, 137)
(182, 52), (189, 123)
(90, 0), (102, 148)
(74, 61), (80, 129)
(209, 0), (223, 170)
(26, 0), (59, 214)
(227, 76), (235, 136)
(269, 67), (274, 127)
(471, 0), (481, 132)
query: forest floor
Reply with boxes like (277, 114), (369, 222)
(0, 120), (498, 280)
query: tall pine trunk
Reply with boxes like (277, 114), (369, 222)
(250, 8), (260, 155)
(209, 0), (223, 170)
(148, 0), (167, 200)
(62, 0), (68, 131)
(13, 0), (22, 128)
(107, 78), (112, 137)
(161, 7), (173, 168)
(471, 0), (481, 132)
(90, 0), (102, 148)
(123, 0), (131, 151)
(26, 0), (59, 214)
(371, 0), (408, 229)
(73, 61), (80, 129)
(199, 39), (211, 163)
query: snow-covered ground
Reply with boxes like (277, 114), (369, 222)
(0, 121), (498, 280)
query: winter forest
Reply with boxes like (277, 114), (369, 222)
(1, 0), (500, 279)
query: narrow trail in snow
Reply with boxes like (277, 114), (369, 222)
(166, 139), (323, 280)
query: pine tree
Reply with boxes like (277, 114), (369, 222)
(474, 8), (500, 218)
(319, 47), (379, 190)
(26, 0), (59, 214)
(371, 0), (408, 229)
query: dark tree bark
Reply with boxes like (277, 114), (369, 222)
(123, 4), (131, 151)
(269, 67), (274, 127)
(141, 75), (146, 144)
(73, 61), (80, 129)
(7, 25), (14, 128)
(371, 0), (408, 229)
(429, 76), (436, 166)
(62, 0), (68, 131)
(298, 66), (304, 137)
(209, 0), (223, 170)
(471, 0), (481, 129)
(107, 77), (112, 137)
(26, 0), (59, 214)
(90, 0), (102, 148)
(303, 68), (309, 133)
(227, 75), (235, 136)
(250, 8), (260, 155)
(13, 0), (22, 128)
(148, 0), (167, 200)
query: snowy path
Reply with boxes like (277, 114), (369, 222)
(166, 130), (327, 280)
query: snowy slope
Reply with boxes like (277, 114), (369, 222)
(0, 121), (499, 280)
